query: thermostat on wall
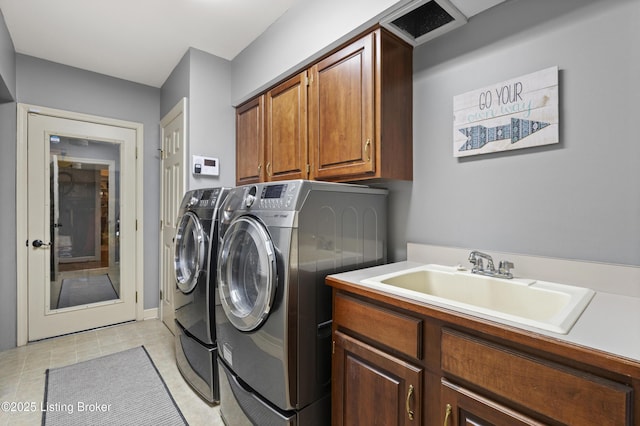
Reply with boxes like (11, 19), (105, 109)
(192, 155), (219, 176)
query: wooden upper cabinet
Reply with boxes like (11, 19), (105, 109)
(309, 32), (375, 180)
(265, 71), (309, 181)
(309, 28), (412, 182)
(236, 96), (264, 185)
(235, 27), (413, 184)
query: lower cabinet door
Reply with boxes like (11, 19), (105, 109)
(441, 379), (545, 426)
(333, 330), (423, 426)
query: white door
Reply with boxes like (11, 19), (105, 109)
(27, 113), (137, 341)
(160, 99), (188, 334)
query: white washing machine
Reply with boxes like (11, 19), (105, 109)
(173, 187), (228, 403)
(215, 180), (387, 425)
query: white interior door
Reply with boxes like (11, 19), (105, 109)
(27, 113), (137, 341)
(160, 99), (188, 334)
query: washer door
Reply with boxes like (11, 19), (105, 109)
(174, 211), (207, 294)
(218, 216), (277, 332)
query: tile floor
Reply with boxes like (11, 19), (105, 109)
(0, 319), (223, 426)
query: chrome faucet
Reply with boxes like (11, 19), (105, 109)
(468, 250), (495, 273)
(468, 250), (514, 279)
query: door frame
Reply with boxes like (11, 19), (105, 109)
(15, 103), (145, 346)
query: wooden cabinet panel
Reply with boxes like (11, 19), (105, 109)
(333, 330), (422, 426)
(265, 71), (308, 181)
(377, 29), (413, 181)
(235, 96), (264, 184)
(309, 32), (375, 180)
(334, 293), (422, 360)
(441, 329), (633, 425)
(441, 379), (544, 426)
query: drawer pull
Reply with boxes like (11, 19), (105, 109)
(406, 384), (415, 420)
(443, 403), (452, 426)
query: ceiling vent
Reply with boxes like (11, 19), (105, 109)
(380, 0), (467, 46)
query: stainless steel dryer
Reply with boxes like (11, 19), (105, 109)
(174, 187), (228, 404)
(215, 180), (387, 425)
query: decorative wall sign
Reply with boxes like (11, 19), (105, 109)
(453, 66), (559, 157)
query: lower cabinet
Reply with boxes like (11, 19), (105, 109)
(441, 379), (543, 426)
(329, 286), (638, 426)
(332, 331), (422, 426)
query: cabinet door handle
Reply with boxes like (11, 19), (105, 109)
(406, 384), (415, 420)
(266, 162), (272, 177)
(364, 138), (371, 162)
(258, 164), (262, 175)
(443, 403), (452, 426)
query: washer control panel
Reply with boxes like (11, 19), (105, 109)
(187, 188), (221, 209)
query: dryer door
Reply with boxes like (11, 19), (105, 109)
(174, 211), (207, 294)
(218, 216), (277, 332)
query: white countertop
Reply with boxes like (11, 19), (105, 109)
(330, 261), (640, 363)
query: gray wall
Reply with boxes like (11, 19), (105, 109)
(0, 10), (16, 351)
(161, 48), (235, 190)
(0, 101), (16, 351)
(187, 49), (235, 189)
(160, 51), (189, 118)
(0, 9), (15, 101)
(404, 0), (639, 266)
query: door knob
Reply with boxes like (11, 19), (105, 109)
(32, 240), (51, 248)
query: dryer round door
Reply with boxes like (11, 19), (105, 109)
(174, 211), (207, 293)
(218, 216), (277, 332)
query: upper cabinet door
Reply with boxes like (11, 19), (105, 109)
(236, 96), (264, 185)
(309, 31), (376, 180)
(264, 71), (309, 181)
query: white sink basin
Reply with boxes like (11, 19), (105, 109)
(360, 264), (595, 334)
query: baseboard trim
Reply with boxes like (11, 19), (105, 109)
(143, 308), (159, 320)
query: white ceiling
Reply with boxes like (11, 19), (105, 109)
(0, 0), (504, 89)
(0, 0), (300, 88)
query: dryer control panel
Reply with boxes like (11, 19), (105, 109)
(259, 182), (298, 209)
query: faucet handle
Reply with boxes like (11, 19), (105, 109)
(498, 260), (514, 277)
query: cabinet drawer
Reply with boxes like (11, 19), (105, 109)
(334, 293), (422, 359)
(441, 329), (632, 425)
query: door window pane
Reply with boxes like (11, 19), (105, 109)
(49, 136), (121, 310)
